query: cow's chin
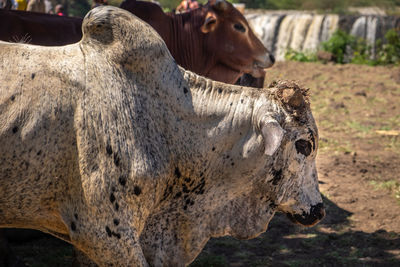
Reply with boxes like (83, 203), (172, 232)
(249, 67), (266, 78)
(285, 203), (326, 227)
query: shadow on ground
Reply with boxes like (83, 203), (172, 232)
(3, 194), (399, 267)
(191, 195), (400, 267)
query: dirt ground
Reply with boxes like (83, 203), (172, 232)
(7, 62), (400, 266)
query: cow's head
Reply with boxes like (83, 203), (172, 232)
(201, 0), (274, 83)
(257, 81), (325, 228)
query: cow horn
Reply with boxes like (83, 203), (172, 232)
(213, 0), (229, 11)
(282, 88), (305, 109)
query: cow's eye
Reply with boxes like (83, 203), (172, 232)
(295, 139), (312, 157)
(234, 23), (246, 33)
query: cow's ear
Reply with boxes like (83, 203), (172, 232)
(213, 0), (229, 12)
(201, 11), (218, 33)
(261, 120), (285, 156)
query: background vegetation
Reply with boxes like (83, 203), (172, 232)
(237, 0), (400, 12)
(58, 0), (400, 17)
(285, 29), (400, 65)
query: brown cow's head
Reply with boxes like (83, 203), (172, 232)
(201, 0), (274, 84)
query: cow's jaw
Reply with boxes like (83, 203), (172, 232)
(250, 67), (266, 79)
(206, 63), (243, 84)
(286, 203), (325, 226)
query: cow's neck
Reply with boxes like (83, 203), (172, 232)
(174, 69), (264, 173)
(141, 69), (279, 263)
(167, 9), (214, 76)
(182, 69), (254, 130)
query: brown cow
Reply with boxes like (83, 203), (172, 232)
(121, 0), (274, 85)
(0, 1), (272, 86)
(0, 9), (82, 46)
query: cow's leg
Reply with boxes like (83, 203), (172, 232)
(72, 228), (148, 267)
(65, 210), (148, 267)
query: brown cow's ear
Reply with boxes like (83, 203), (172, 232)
(201, 12), (217, 33)
(213, 0), (229, 12)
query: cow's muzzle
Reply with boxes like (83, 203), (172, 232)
(286, 203), (325, 227)
(250, 54), (275, 78)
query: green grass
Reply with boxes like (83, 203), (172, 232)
(370, 180), (400, 204)
(318, 137), (354, 154)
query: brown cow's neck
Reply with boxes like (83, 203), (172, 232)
(165, 8), (215, 77)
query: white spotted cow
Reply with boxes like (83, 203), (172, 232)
(0, 6), (324, 267)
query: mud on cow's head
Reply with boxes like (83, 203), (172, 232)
(259, 81), (325, 227)
(201, 0), (274, 80)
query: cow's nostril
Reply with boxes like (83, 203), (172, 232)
(311, 203), (325, 220)
(286, 202), (325, 227)
(269, 54), (275, 64)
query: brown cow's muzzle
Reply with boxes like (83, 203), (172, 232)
(286, 203), (325, 227)
(251, 54), (275, 78)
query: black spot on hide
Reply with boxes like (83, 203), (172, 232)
(113, 219), (119, 226)
(10, 95), (15, 101)
(183, 87), (188, 94)
(182, 184), (190, 193)
(112, 232), (121, 239)
(272, 169), (282, 185)
(110, 193), (116, 203)
(218, 88), (222, 94)
(74, 213), (78, 220)
(113, 153), (120, 167)
(106, 226), (112, 237)
(106, 144), (113, 155)
(119, 175), (127, 186)
(36, 150), (42, 156)
(31, 73), (35, 79)
(295, 139), (312, 156)
(212, 147), (215, 151)
(71, 222), (76, 231)
(134, 186), (141, 196)
(115, 202), (119, 211)
(92, 164), (99, 172)
(174, 192), (182, 198)
(175, 167), (181, 178)
(12, 126), (18, 134)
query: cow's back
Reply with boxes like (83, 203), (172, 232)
(0, 9), (82, 45)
